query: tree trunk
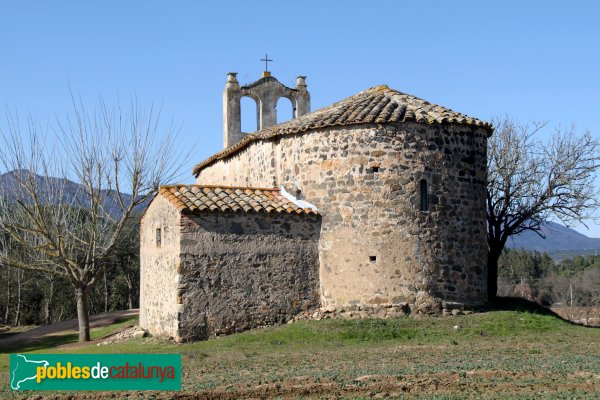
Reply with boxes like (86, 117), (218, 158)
(14, 269), (22, 326)
(487, 246), (501, 302)
(43, 275), (55, 325)
(568, 280), (574, 320)
(4, 267), (11, 325)
(103, 266), (108, 313)
(125, 274), (133, 310)
(75, 286), (91, 342)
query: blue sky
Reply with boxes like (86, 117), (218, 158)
(1, 1), (599, 236)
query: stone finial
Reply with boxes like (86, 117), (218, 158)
(227, 72), (238, 83)
(296, 76), (307, 86)
(225, 73), (240, 92)
(296, 76), (307, 92)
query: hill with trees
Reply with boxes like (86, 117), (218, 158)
(507, 221), (600, 259)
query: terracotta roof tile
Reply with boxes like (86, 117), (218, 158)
(193, 85), (493, 175)
(158, 185), (319, 216)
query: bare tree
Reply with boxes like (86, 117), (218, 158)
(0, 99), (190, 341)
(486, 117), (600, 300)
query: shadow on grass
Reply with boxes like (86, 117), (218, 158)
(0, 327), (35, 342)
(0, 332), (79, 354)
(0, 332), (19, 342)
(486, 296), (597, 328)
(0, 315), (138, 354)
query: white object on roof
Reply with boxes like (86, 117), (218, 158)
(280, 186), (319, 212)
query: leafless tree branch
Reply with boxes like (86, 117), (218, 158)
(486, 116), (600, 300)
(0, 97), (194, 341)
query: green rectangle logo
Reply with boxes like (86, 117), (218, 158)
(10, 353), (181, 391)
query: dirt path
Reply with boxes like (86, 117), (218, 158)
(0, 309), (138, 350)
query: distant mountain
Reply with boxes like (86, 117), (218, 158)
(507, 221), (600, 259)
(2, 170), (599, 258)
(0, 170), (142, 217)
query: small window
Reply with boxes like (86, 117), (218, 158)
(419, 179), (428, 212)
(372, 166), (380, 173)
(369, 256), (377, 263)
(156, 228), (162, 247)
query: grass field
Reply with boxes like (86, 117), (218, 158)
(0, 300), (599, 399)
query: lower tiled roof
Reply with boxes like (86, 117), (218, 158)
(159, 185), (319, 215)
(193, 85), (493, 175)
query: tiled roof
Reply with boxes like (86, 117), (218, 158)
(159, 185), (319, 215)
(193, 85), (492, 175)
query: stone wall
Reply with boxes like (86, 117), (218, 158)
(177, 212), (321, 341)
(195, 122), (488, 312)
(139, 195), (181, 338)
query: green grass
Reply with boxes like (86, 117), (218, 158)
(0, 303), (598, 399)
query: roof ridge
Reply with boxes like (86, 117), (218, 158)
(160, 184), (279, 191)
(192, 85), (493, 175)
(158, 184), (319, 216)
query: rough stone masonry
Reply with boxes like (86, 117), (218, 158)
(140, 71), (492, 341)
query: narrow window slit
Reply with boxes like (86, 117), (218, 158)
(156, 228), (162, 247)
(420, 179), (429, 212)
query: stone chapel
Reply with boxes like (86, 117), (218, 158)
(139, 69), (492, 341)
